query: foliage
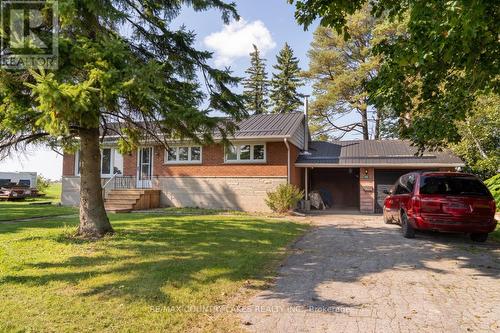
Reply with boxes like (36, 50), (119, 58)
(0, 213), (308, 331)
(289, 0), (499, 149)
(484, 174), (500, 211)
(36, 175), (50, 193)
(0, 0), (246, 236)
(270, 43), (304, 113)
(243, 45), (269, 114)
(303, 5), (404, 139)
(451, 94), (500, 179)
(266, 183), (304, 213)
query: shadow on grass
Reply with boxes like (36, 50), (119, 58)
(1, 213), (308, 306)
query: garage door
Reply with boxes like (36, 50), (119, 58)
(374, 170), (412, 213)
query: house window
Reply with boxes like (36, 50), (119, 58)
(164, 146), (202, 164)
(101, 148), (112, 175)
(225, 143), (266, 163)
(75, 148), (123, 177)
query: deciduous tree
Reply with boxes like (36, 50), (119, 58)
(289, 0), (499, 148)
(451, 94), (500, 179)
(0, 0), (245, 238)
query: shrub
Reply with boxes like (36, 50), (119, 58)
(36, 175), (50, 193)
(484, 174), (500, 211)
(265, 183), (304, 214)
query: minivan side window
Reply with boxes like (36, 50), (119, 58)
(406, 174), (416, 193)
(394, 176), (411, 194)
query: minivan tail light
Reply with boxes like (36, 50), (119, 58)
(412, 196), (421, 216)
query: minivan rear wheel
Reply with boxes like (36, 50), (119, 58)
(470, 233), (488, 242)
(401, 212), (415, 239)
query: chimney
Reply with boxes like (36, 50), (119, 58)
(302, 95), (311, 155)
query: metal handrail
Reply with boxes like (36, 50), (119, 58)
(103, 172), (120, 189)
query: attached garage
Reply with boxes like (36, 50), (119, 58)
(374, 169), (414, 213)
(295, 140), (464, 213)
(310, 168), (359, 209)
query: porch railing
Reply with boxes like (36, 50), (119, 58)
(102, 175), (134, 198)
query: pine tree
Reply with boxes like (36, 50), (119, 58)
(243, 45), (269, 114)
(0, 1), (245, 239)
(303, 5), (404, 140)
(270, 43), (303, 113)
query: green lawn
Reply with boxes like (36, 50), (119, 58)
(0, 212), (308, 332)
(0, 183), (77, 221)
(491, 224), (500, 242)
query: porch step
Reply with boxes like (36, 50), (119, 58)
(105, 207), (133, 213)
(104, 189), (160, 212)
(105, 198), (139, 205)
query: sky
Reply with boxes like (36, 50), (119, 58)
(0, 0), (318, 180)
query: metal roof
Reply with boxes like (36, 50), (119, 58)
(295, 140), (464, 167)
(213, 112), (304, 139)
(102, 112), (306, 147)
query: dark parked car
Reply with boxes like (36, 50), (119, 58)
(383, 172), (497, 242)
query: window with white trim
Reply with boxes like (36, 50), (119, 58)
(225, 143), (266, 163)
(75, 148), (123, 177)
(165, 146), (202, 164)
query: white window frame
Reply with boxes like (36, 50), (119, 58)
(164, 145), (203, 164)
(74, 148), (122, 177)
(224, 143), (266, 164)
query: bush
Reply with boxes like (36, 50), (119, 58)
(265, 183), (304, 214)
(36, 175), (50, 193)
(484, 174), (500, 211)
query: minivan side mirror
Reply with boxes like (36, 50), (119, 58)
(383, 189), (392, 195)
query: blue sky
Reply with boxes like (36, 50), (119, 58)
(0, 0), (317, 180)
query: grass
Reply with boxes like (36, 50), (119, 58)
(0, 212), (309, 332)
(0, 183), (77, 221)
(491, 224), (500, 242)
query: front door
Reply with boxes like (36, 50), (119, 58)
(137, 147), (153, 188)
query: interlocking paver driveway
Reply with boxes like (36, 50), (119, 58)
(241, 214), (500, 333)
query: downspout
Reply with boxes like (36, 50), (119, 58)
(284, 138), (291, 184)
(303, 95), (310, 153)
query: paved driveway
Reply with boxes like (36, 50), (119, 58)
(241, 214), (500, 333)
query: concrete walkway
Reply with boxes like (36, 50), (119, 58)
(241, 214), (500, 333)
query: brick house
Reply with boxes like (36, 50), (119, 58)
(61, 112), (464, 213)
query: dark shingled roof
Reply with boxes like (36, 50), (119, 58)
(296, 140), (464, 167)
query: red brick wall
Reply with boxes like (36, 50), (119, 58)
(116, 141), (290, 178)
(123, 152), (137, 177)
(359, 167), (375, 213)
(62, 153), (75, 176)
(290, 144), (303, 187)
(63, 141), (297, 178)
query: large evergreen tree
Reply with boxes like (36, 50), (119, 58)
(243, 45), (269, 114)
(0, 1), (245, 238)
(270, 43), (303, 113)
(303, 5), (403, 140)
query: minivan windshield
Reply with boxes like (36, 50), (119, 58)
(420, 176), (491, 197)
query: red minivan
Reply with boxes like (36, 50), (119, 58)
(383, 172), (497, 242)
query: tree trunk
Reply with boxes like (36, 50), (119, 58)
(77, 127), (113, 238)
(360, 105), (369, 140)
(374, 108), (381, 140)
